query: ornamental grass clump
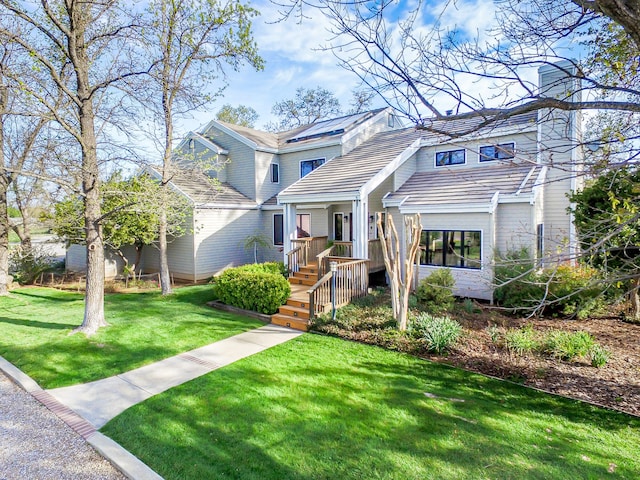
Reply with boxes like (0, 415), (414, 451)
(503, 324), (539, 356)
(409, 312), (462, 354)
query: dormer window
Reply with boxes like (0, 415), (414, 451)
(388, 113), (395, 128)
(479, 142), (515, 162)
(271, 163), (280, 183)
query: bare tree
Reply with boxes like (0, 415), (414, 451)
(265, 86), (342, 131)
(143, 0), (263, 295)
(0, 1), (148, 335)
(216, 103), (259, 127)
(274, 1), (638, 126)
(377, 212), (422, 331)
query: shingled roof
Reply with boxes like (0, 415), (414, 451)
(385, 164), (543, 208)
(277, 112), (537, 202)
(168, 169), (255, 207)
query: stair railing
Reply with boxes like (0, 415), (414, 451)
(307, 259), (369, 320)
(286, 246), (303, 275)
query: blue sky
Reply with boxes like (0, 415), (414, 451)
(178, 0), (546, 135)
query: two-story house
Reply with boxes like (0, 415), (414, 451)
(91, 61), (580, 324)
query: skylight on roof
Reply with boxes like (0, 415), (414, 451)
(286, 112), (370, 143)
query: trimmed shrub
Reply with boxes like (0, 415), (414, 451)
(415, 268), (455, 314)
(232, 261), (287, 277)
(409, 312), (461, 353)
(213, 264), (290, 314)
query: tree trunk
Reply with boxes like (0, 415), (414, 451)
(0, 78), (9, 295)
(158, 206), (172, 294)
(630, 276), (640, 323)
(377, 213), (422, 331)
(72, 4), (106, 335)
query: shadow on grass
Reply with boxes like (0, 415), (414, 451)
(0, 316), (77, 330)
(102, 335), (640, 480)
(13, 289), (84, 302)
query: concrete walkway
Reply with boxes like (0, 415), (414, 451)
(48, 324), (304, 428)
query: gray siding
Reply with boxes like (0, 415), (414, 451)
(255, 151), (279, 204)
(538, 65), (582, 257)
(341, 111), (395, 154)
(202, 127), (258, 200)
(394, 155), (417, 190)
(192, 207), (259, 280)
(279, 145), (343, 191)
(416, 131), (538, 173)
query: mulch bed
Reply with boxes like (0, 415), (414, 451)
(314, 302), (640, 417)
(440, 310), (640, 417)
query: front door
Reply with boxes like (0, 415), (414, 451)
(333, 212), (352, 242)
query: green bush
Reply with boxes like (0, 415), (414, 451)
(494, 252), (604, 319)
(589, 344), (610, 368)
(503, 324), (539, 355)
(543, 330), (595, 360)
(213, 264), (290, 314)
(409, 313), (461, 353)
(415, 268), (455, 314)
(233, 261), (287, 277)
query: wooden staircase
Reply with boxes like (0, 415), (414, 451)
(271, 263), (319, 331)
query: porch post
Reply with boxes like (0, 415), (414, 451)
(352, 198), (369, 259)
(283, 203), (297, 263)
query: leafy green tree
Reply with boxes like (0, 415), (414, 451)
(216, 104), (258, 127)
(51, 174), (189, 278)
(570, 167), (640, 322)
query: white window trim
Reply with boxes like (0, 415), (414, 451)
(299, 157), (326, 178)
(434, 149), (466, 168)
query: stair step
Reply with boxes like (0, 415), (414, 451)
(271, 313), (309, 332)
(286, 298), (308, 309)
(288, 276), (316, 286)
(278, 304), (310, 320)
(298, 266), (318, 275)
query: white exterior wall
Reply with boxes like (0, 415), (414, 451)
(417, 212), (495, 301)
(495, 203), (536, 256)
(65, 244), (121, 280)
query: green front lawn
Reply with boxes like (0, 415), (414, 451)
(102, 334), (640, 480)
(0, 286), (264, 388)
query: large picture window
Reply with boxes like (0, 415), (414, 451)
(300, 158), (325, 177)
(479, 142), (515, 162)
(420, 230), (481, 269)
(435, 149), (465, 167)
